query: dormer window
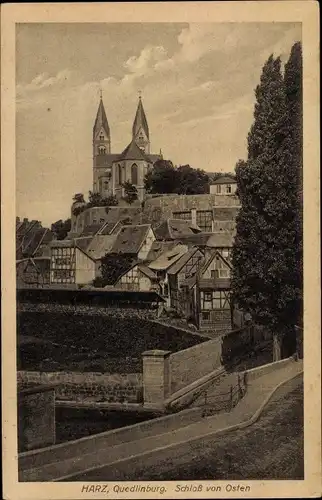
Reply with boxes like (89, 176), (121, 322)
(99, 134), (104, 141)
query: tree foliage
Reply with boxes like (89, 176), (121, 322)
(231, 45), (303, 359)
(144, 160), (210, 195)
(94, 253), (137, 287)
(51, 218), (71, 240)
(122, 181), (138, 205)
(72, 191), (119, 216)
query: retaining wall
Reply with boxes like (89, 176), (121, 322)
(169, 338), (222, 393)
(18, 371), (143, 404)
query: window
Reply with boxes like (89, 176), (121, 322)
(104, 181), (109, 190)
(173, 211), (191, 221)
(131, 163), (138, 185)
(99, 134), (104, 141)
(218, 268), (230, 278)
(98, 146), (106, 155)
(196, 210), (212, 232)
(211, 269), (219, 278)
(163, 283), (169, 297)
(216, 184), (221, 194)
(55, 257), (70, 266)
(202, 312), (210, 321)
(226, 184), (232, 194)
(204, 291), (212, 301)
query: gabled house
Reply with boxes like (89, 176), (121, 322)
(16, 257), (51, 287)
(50, 240), (95, 285)
(85, 234), (118, 276)
(167, 246), (205, 313)
(148, 244), (189, 306)
(111, 224), (155, 260)
(205, 232), (234, 262)
(182, 250), (233, 333)
(115, 263), (159, 292)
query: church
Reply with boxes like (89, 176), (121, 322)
(92, 94), (162, 202)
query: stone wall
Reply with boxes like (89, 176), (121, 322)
(143, 194), (240, 225)
(169, 338), (222, 393)
(18, 371), (143, 404)
(18, 385), (56, 452)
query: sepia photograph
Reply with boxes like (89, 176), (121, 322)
(1, 2), (320, 499)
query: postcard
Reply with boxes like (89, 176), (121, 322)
(1, 2), (321, 499)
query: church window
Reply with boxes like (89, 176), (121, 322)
(99, 134), (104, 140)
(98, 146), (106, 155)
(131, 163), (138, 185)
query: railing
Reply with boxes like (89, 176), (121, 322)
(201, 372), (247, 417)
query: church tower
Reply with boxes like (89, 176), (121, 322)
(132, 96), (150, 154)
(92, 94), (112, 194)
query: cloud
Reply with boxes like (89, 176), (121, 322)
(17, 69), (72, 95)
(124, 45), (168, 75)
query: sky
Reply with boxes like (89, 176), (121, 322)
(16, 22), (301, 226)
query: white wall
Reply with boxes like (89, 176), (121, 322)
(75, 248), (95, 284)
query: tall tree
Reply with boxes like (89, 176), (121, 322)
(144, 160), (178, 194)
(175, 165), (209, 194)
(231, 52), (302, 360)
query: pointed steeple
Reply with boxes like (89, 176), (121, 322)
(132, 96), (149, 139)
(93, 95), (110, 140)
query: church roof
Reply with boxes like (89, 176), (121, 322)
(132, 97), (149, 139)
(117, 138), (151, 162)
(93, 98), (110, 139)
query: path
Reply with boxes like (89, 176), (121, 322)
(20, 358), (302, 482)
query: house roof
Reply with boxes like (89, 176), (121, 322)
(86, 234), (118, 260)
(206, 232), (234, 248)
(138, 264), (158, 280)
(98, 221), (121, 235)
(111, 224), (152, 255)
(148, 244), (188, 271)
(154, 219), (202, 241)
(16, 226), (53, 260)
(116, 139), (151, 162)
(210, 175), (237, 185)
(145, 240), (177, 262)
(73, 236), (93, 252)
(182, 250), (232, 289)
(80, 223), (103, 237)
(49, 239), (95, 261)
(174, 232), (214, 247)
(167, 247), (203, 276)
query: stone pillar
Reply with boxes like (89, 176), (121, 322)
(142, 350), (171, 409)
(191, 208), (197, 226)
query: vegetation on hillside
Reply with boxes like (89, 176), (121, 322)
(231, 43), (303, 360)
(51, 218), (71, 240)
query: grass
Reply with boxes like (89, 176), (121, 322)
(109, 382), (304, 480)
(17, 311), (206, 373)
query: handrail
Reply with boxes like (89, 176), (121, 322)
(201, 371), (247, 417)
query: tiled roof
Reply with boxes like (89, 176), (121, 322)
(138, 264), (158, 281)
(73, 237), (93, 252)
(147, 154), (162, 164)
(16, 226), (53, 260)
(95, 154), (119, 168)
(182, 250), (231, 289)
(146, 241), (177, 262)
(132, 97), (149, 139)
(210, 175), (237, 185)
(98, 221), (121, 235)
(167, 247), (203, 276)
(206, 232), (234, 248)
(117, 139), (151, 162)
(111, 224), (152, 255)
(86, 234), (118, 260)
(174, 232), (213, 247)
(148, 244), (188, 271)
(154, 219), (202, 241)
(80, 224), (103, 237)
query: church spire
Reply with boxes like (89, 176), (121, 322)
(132, 94), (150, 153)
(93, 94), (110, 141)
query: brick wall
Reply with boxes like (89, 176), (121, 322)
(18, 386), (55, 452)
(18, 371), (143, 404)
(169, 338), (222, 394)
